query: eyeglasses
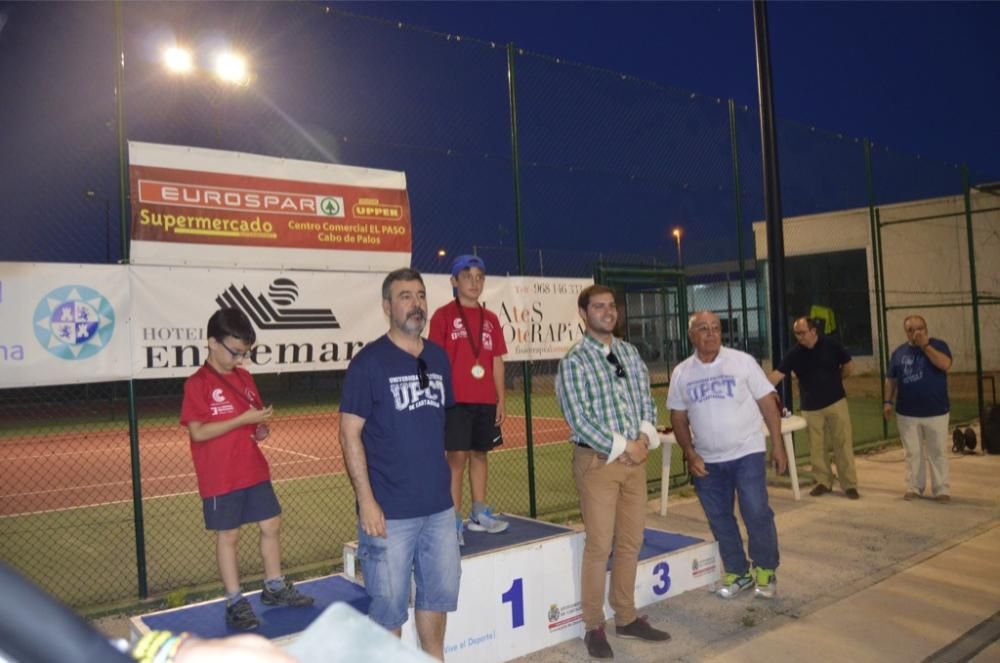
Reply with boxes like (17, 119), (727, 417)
(219, 340), (252, 360)
(417, 357), (430, 390)
(606, 352), (626, 379)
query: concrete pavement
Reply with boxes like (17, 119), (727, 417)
(516, 446), (1000, 662)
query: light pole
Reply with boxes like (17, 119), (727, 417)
(672, 227), (683, 268)
(85, 190), (112, 263)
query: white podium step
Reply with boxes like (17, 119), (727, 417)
(131, 515), (720, 663)
(345, 515), (720, 662)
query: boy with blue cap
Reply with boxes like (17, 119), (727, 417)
(429, 254), (509, 545)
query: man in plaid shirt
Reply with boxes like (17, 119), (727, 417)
(556, 284), (671, 659)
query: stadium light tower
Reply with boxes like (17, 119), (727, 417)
(159, 42), (252, 145)
(160, 44), (251, 86)
(672, 227), (683, 268)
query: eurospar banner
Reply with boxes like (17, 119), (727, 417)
(128, 141), (411, 272)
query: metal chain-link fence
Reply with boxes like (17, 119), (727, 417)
(1, 2), (997, 611)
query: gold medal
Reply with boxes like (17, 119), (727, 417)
(471, 363), (486, 379)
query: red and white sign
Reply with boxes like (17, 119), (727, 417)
(128, 142), (411, 271)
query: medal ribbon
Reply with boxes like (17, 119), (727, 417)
(203, 361), (260, 410)
(455, 299), (485, 361)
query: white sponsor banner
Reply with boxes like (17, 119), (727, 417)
(129, 141), (412, 272)
(489, 277), (590, 359)
(130, 266), (591, 379)
(130, 266), (378, 379)
(0, 262), (132, 388)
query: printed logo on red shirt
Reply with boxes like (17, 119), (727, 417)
(449, 316), (495, 350)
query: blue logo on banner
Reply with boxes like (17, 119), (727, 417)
(33, 285), (116, 360)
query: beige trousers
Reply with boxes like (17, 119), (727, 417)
(803, 397), (858, 490)
(572, 445), (647, 630)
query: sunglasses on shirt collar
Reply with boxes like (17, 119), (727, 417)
(417, 357), (430, 390)
(606, 351), (626, 379)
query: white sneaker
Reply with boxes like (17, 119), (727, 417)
(467, 507), (509, 533)
(717, 572), (753, 599)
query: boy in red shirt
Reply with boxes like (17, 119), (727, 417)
(429, 255), (509, 545)
(180, 308), (313, 630)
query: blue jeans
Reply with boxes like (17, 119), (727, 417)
(693, 452), (779, 575)
(356, 507), (461, 630)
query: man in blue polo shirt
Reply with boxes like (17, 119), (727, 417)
(883, 315), (953, 503)
(339, 268), (460, 659)
(769, 317), (859, 499)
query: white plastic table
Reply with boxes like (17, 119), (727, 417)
(658, 415), (807, 516)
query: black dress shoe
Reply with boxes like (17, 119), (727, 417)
(585, 626), (614, 659)
(810, 483), (830, 496)
(845, 488), (861, 500)
(616, 615), (671, 641)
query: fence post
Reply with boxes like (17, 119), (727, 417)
(864, 139), (888, 440)
(115, 0), (148, 598)
(728, 99), (750, 354)
(962, 165), (985, 419)
(506, 42), (536, 518)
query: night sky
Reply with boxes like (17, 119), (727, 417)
(336, 1), (1000, 180)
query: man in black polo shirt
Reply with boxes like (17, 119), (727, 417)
(769, 317), (860, 499)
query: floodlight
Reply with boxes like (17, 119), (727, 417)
(163, 46), (194, 74)
(213, 51), (249, 86)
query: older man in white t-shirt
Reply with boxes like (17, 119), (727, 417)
(668, 311), (787, 600)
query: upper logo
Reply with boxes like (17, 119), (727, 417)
(33, 285), (116, 360)
(216, 277), (340, 330)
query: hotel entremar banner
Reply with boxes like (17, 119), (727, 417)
(128, 142), (412, 271)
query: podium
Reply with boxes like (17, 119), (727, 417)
(132, 516), (720, 661)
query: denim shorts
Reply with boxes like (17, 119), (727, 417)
(202, 481), (281, 531)
(356, 507), (461, 630)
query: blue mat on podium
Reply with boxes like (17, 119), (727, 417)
(136, 517), (702, 641)
(141, 575), (369, 640)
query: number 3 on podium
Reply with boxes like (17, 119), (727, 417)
(652, 561), (671, 596)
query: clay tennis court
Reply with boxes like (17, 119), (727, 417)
(0, 413), (571, 517)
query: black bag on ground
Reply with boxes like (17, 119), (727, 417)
(953, 428), (965, 453)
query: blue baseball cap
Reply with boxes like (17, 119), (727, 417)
(450, 254), (486, 277)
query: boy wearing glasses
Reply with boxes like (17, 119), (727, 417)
(340, 268), (459, 659)
(556, 285), (669, 659)
(180, 308), (313, 631)
(429, 254), (509, 546)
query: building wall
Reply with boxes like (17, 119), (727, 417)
(753, 191), (1000, 374)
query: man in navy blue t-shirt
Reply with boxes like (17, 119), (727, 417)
(883, 314), (953, 503)
(339, 268), (459, 659)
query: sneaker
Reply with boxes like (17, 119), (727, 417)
(456, 517), (465, 547)
(754, 568), (777, 599)
(935, 494), (951, 504)
(225, 597), (260, 630)
(467, 507), (509, 534)
(845, 488), (861, 500)
(584, 626), (613, 659)
(903, 491), (918, 501)
(260, 579), (314, 607)
(810, 484), (830, 497)
(717, 571), (753, 599)
(615, 615), (671, 641)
